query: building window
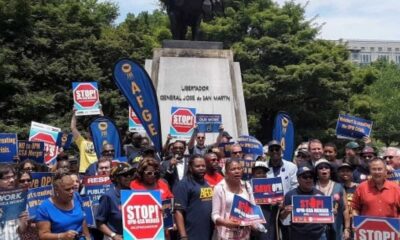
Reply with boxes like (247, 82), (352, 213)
(378, 47), (383, 51)
(378, 54), (389, 61)
(361, 54), (371, 63)
(370, 47), (375, 51)
(361, 47), (365, 50)
(351, 52), (360, 60)
(396, 55), (400, 64)
(396, 48), (400, 52)
(388, 47), (392, 51)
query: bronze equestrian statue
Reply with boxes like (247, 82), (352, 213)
(162, 0), (224, 40)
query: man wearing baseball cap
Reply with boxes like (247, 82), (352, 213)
(280, 166), (326, 240)
(266, 140), (298, 240)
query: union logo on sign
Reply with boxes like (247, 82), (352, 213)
(73, 83), (99, 108)
(171, 108), (195, 134)
(122, 192), (163, 239)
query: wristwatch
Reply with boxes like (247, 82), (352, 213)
(110, 232), (117, 239)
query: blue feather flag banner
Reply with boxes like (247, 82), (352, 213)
(112, 58), (162, 153)
(272, 112), (295, 161)
(89, 116), (122, 158)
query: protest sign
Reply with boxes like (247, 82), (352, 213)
(0, 133), (18, 162)
(336, 114), (373, 140)
(81, 196), (96, 227)
(237, 135), (263, 157)
(28, 121), (61, 166)
(292, 195), (334, 223)
(129, 106), (145, 132)
(27, 185), (53, 219)
(272, 112), (295, 161)
(388, 169), (400, 185)
(113, 59), (163, 153)
(162, 199), (174, 229)
(251, 177), (284, 205)
(121, 190), (164, 240)
(196, 114), (221, 133)
(72, 82), (101, 116)
(229, 194), (266, 225)
(56, 132), (73, 150)
(353, 215), (399, 240)
(169, 106), (196, 141)
(0, 188), (27, 221)
(218, 141), (235, 158)
(239, 156), (255, 181)
(31, 172), (53, 188)
(18, 141), (45, 163)
(82, 175), (112, 205)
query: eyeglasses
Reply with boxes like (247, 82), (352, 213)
(120, 173), (133, 178)
(297, 154), (307, 158)
(300, 175), (313, 180)
(144, 171), (159, 176)
(384, 156), (394, 160)
(23, 167), (34, 171)
(232, 151), (242, 155)
(197, 137), (205, 139)
(317, 165), (330, 170)
(269, 147), (281, 152)
(102, 150), (115, 154)
(19, 179), (32, 183)
(1, 175), (15, 181)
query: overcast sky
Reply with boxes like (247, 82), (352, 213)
(112, 0), (400, 40)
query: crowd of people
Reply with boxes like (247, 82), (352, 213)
(1, 111), (400, 240)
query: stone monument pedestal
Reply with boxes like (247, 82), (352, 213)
(145, 40), (248, 144)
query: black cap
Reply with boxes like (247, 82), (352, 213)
(268, 140), (281, 149)
(297, 166), (314, 177)
(222, 131), (232, 139)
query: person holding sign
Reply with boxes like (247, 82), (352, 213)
(71, 110), (98, 173)
(280, 166), (327, 240)
(211, 159), (259, 239)
(174, 155), (214, 240)
(315, 159), (350, 240)
(96, 162), (136, 240)
(0, 164), (31, 240)
(36, 169), (90, 240)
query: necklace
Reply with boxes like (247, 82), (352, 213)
(316, 180), (334, 196)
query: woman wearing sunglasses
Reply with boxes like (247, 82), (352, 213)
(96, 162), (136, 240)
(17, 171), (32, 189)
(315, 159), (350, 240)
(130, 157), (174, 200)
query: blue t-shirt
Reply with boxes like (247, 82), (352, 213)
(95, 185), (123, 234)
(173, 176), (214, 240)
(36, 193), (85, 234)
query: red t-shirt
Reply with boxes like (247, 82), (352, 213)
(352, 179), (400, 217)
(204, 172), (224, 188)
(130, 179), (174, 200)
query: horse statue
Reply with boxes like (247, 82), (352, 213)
(162, 0), (224, 40)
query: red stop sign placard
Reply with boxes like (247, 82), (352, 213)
(171, 108), (195, 134)
(30, 132), (59, 164)
(123, 192), (163, 239)
(355, 219), (398, 240)
(73, 83), (99, 108)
